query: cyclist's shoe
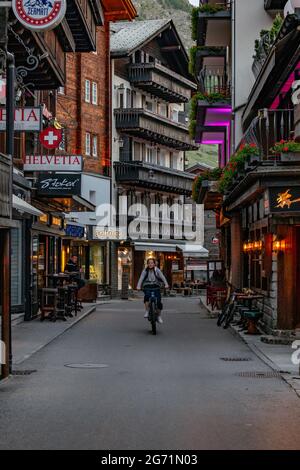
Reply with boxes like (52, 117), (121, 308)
(144, 311), (149, 319)
(157, 315), (163, 324)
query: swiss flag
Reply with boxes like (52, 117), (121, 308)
(0, 78), (6, 104)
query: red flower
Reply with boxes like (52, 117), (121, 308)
(280, 140), (285, 144)
(283, 146), (289, 152)
(250, 143), (257, 148)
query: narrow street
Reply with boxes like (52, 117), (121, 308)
(1, 297), (300, 450)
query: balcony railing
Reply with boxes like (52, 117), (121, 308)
(243, 109), (294, 159)
(114, 108), (197, 151)
(0, 153), (12, 220)
(199, 65), (230, 95)
(128, 61), (196, 103)
(114, 161), (194, 195)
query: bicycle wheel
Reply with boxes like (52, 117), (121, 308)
(217, 304), (229, 327)
(149, 300), (157, 335)
(223, 303), (235, 329)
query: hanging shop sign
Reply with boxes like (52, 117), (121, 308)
(268, 187), (300, 213)
(65, 224), (85, 239)
(39, 127), (62, 150)
(37, 173), (81, 197)
(12, 0), (67, 32)
(0, 107), (42, 131)
(92, 226), (127, 241)
(23, 154), (83, 172)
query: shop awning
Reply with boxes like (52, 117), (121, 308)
(133, 242), (180, 253)
(182, 244), (209, 258)
(13, 195), (44, 217)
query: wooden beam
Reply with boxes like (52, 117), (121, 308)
(161, 46), (181, 52)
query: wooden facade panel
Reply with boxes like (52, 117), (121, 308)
(277, 225), (299, 330)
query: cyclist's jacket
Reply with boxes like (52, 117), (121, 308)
(137, 267), (169, 289)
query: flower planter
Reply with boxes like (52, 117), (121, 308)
(280, 152), (300, 163)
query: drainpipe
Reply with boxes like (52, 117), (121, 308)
(5, 49), (15, 375)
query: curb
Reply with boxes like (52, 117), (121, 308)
(13, 305), (96, 366)
(229, 325), (300, 399)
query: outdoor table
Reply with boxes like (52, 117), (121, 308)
(235, 293), (264, 334)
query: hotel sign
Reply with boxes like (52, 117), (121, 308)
(92, 226), (127, 241)
(12, 0), (67, 32)
(24, 155), (83, 172)
(268, 187), (300, 213)
(37, 173), (81, 197)
(0, 107), (42, 131)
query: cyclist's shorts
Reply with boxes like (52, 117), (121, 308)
(143, 288), (163, 310)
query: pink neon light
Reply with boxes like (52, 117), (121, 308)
(205, 121), (231, 127)
(202, 140), (224, 144)
(209, 108), (232, 114)
(270, 60), (300, 109)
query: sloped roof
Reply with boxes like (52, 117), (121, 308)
(110, 19), (170, 56)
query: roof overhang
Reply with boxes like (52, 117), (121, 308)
(102, 0), (137, 21)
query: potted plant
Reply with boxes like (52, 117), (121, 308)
(218, 144), (259, 194)
(270, 140), (300, 162)
(192, 168), (222, 202)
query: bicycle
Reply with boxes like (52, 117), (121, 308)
(147, 287), (161, 335)
(217, 285), (241, 329)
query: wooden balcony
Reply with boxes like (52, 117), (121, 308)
(199, 65), (230, 95)
(243, 109), (294, 160)
(0, 154), (12, 221)
(66, 0), (103, 52)
(128, 62), (196, 103)
(8, 23), (65, 89)
(197, 2), (231, 46)
(197, 180), (223, 210)
(114, 109), (197, 151)
(114, 161), (194, 195)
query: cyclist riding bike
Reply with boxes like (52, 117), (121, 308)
(137, 258), (169, 324)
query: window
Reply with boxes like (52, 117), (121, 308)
(85, 132), (91, 156)
(58, 86), (65, 95)
(92, 135), (98, 157)
(89, 190), (96, 204)
(118, 90), (124, 109)
(92, 82), (98, 105)
(85, 79), (91, 103)
(146, 146), (157, 164)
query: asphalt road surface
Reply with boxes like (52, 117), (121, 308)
(1, 297), (300, 450)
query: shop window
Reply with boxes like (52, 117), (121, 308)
(89, 245), (105, 284)
(11, 223), (23, 307)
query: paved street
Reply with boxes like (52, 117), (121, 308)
(1, 297), (300, 450)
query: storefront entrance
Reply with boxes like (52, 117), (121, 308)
(277, 225), (300, 330)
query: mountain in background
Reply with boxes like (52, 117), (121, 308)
(132, 0), (193, 50)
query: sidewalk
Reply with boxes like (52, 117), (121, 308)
(10, 301), (109, 366)
(200, 297), (300, 398)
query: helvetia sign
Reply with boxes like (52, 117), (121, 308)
(12, 0), (67, 32)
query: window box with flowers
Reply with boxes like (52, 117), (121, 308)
(192, 168), (223, 203)
(189, 91), (231, 138)
(218, 144), (260, 195)
(271, 140), (300, 163)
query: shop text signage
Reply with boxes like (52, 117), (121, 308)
(12, 0), (67, 32)
(65, 225), (85, 239)
(269, 187), (300, 213)
(0, 107), (42, 131)
(37, 173), (81, 197)
(24, 155), (83, 172)
(93, 226), (127, 241)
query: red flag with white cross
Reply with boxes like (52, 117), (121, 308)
(39, 127), (62, 150)
(0, 78), (6, 104)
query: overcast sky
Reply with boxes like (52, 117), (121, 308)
(189, 0), (199, 5)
